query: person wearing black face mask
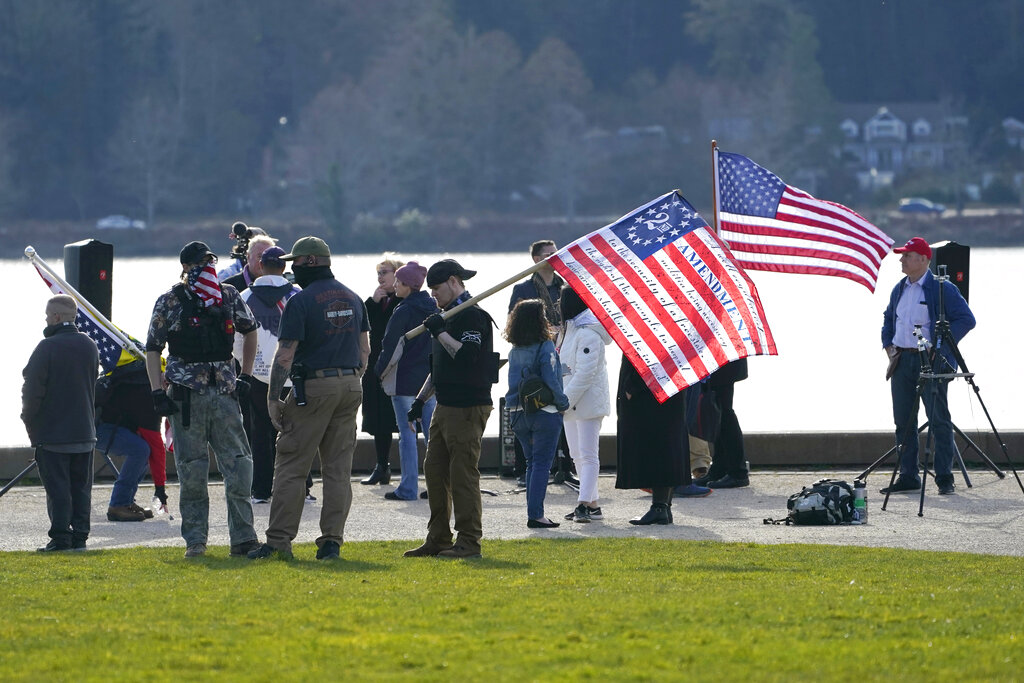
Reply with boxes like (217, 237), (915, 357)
(21, 295), (100, 552)
(248, 236), (370, 562)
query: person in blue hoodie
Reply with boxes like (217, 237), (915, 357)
(375, 261), (439, 501)
(504, 299), (570, 529)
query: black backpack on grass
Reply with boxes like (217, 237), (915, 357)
(764, 479), (855, 526)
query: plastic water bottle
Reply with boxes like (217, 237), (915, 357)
(853, 480), (867, 524)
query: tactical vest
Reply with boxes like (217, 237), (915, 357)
(166, 284), (235, 362)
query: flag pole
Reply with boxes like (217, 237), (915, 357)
(405, 259), (547, 339)
(24, 245), (146, 359)
(710, 139), (720, 234)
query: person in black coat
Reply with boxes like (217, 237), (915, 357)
(21, 295), (100, 551)
(360, 256), (403, 484)
(615, 355), (690, 525)
(694, 358), (749, 488)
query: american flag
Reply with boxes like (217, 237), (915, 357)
(33, 263), (142, 374)
(716, 150), (893, 292)
(550, 190), (776, 403)
(191, 263), (223, 307)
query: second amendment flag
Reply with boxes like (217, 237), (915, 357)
(550, 190), (776, 403)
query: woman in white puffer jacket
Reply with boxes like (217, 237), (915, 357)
(557, 286), (612, 523)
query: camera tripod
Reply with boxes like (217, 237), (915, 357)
(858, 267), (1023, 516)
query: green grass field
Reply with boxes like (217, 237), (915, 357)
(1, 539), (1020, 681)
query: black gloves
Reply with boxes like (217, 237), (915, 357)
(151, 389), (178, 417)
(423, 313), (445, 338)
(154, 485), (168, 506)
(236, 373), (253, 401)
(407, 398), (425, 423)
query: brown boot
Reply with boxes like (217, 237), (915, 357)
(436, 545), (482, 559)
(129, 503), (154, 519)
(107, 505), (146, 522)
(403, 542), (453, 558)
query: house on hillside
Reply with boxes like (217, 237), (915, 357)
(1003, 117), (1024, 150)
(834, 102), (969, 190)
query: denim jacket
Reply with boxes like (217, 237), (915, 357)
(504, 340), (570, 412)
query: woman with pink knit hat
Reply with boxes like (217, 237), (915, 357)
(374, 261), (439, 500)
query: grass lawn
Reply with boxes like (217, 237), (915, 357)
(0, 538), (1020, 681)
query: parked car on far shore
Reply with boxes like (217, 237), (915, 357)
(96, 215), (146, 230)
(898, 197), (946, 214)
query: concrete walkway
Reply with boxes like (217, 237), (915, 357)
(2, 471), (1022, 556)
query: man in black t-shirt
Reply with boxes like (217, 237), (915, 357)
(248, 236), (370, 562)
(404, 259), (496, 560)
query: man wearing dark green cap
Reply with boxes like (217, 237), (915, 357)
(249, 236), (370, 561)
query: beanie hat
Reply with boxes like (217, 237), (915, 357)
(395, 260), (427, 290)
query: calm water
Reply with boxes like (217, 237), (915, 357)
(4, 248), (1019, 448)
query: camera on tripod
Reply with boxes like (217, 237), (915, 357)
(912, 325), (932, 353)
(229, 221), (254, 262)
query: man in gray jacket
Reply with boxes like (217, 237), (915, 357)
(21, 295), (100, 552)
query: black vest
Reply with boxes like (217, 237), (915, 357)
(166, 284), (235, 362)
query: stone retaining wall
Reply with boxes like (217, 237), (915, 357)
(2, 431), (1021, 484)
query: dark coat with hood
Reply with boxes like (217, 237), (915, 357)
(21, 322), (100, 448)
(375, 289), (439, 397)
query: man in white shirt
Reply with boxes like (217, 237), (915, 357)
(880, 237), (975, 495)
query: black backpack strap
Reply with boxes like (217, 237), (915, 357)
(763, 517), (794, 525)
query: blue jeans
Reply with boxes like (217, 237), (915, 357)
(512, 410), (563, 520)
(96, 423), (151, 507)
(390, 395), (435, 499)
(891, 350), (955, 484)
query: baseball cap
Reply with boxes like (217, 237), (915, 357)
(260, 246), (287, 268)
(179, 241), (216, 265)
(281, 236), (331, 265)
(426, 259), (476, 287)
(893, 236), (932, 259)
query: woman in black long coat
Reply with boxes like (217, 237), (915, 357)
(360, 257), (403, 485)
(615, 355), (690, 524)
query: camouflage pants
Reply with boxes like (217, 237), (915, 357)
(168, 389), (256, 547)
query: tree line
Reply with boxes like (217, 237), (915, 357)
(1, 0), (1021, 250)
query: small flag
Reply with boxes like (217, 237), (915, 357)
(550, 190), (776, 403)
(716, 150), (894, 292)
(33, 263), (143, 374)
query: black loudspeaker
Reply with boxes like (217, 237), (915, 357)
(64, 239), (113, 319)
(930, 240), (970, 303)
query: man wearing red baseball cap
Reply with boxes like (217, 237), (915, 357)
(881, 236), (975, 495)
